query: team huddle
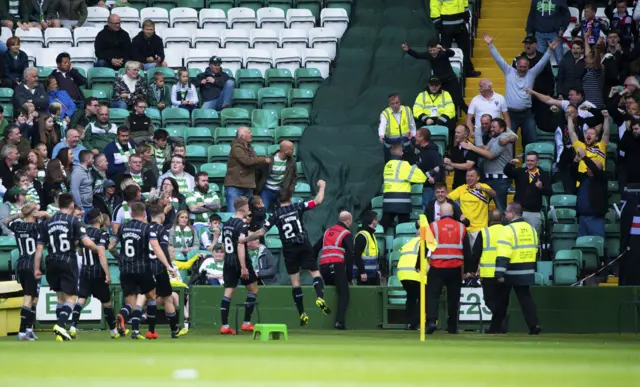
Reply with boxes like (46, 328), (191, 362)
(9, 179), (328, 341)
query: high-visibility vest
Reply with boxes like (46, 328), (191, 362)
(413, 91), (455, 122)
(430, 216), (465, 267)
(479, 224), (504, 278)
(319, 224), (351, 265)
(383, 159), (427, 214)
(495, 219), (538, 285)
(396, 237), (429, 283)
(353, 230), (379, 279)
(431, 0), (468, 25)
(382, 106), (412, 140)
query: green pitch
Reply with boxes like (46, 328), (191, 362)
(1, 330), (639, 386)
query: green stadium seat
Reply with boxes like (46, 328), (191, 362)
(146, 108), (162, 127)
(371, 195), (383, 209)
(162, 107), (191, 127)
(388, 251), (401, 276)
(573, 236), (604, 271)
(9, 249), (18, 277)
(605, 223), (621, 258)
(538, 159), (552, 173)
(109, 108), (130, 126)
(223, 68), (234, 79)
(274, 126), (304, 144)
(265, 68), (294, 95)
(552, 182), (565, 194)
(605, 208), (617, 224)
(192, 108), (220, 127)
(179, 0), (204, 7)
(36, 66), (54, 83)
(188, 68), (202, 82)
(294, 68), (323, 94)
(166, 126), (188, 141)
(258, 87), (287, 113)
(232, 88), (258, 113)
(426, 125), (449, 149)
(296, 161), (304, 179)
(221, 108), (251, 127)
(236, 69), (265, 94)
(0, 88), (13, 104)
(200, 163), (227, 184)
(251, 127), (274, 145)
(237, 0), (263, 11)
(525, 142), (555, 161)
(288, 88), (314, 113)
(208, 144), (231, 162)
(109, 265), (121, 285)
(185, 145), (207, 169)
(281, 107), (311, 126)
(296, 0), (322, 23)
(392, 236), (413, 252)
(605, 159), (616, 180)
(326, 0), (353, 15)
(549, 194), (577, 209)
(607, 143), (617, 161)
(295, 181), (311, 199)
(147, 67), (177, 88)
(215, 127), (238, 143)
(387, 275), (406, 304)
(267, 0), (293, 12)
(547, 208), (577, 224)
(251, 109), (279, 129)
(553, 250), (581, 285)
(395, 222), (416, 237)
(84, 89), (110, 104)
(535, 127), (555, 142)
(186, 127), (214, 145)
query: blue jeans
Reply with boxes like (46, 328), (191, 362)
(486, 178), (510, 213)
(508, 108), (537, 150)
(536, 31), (564, 64)
(201, 80), (235, 110)
(82, 206), (93, 222)
(111, 100), (128, 109)
(578, 216), (605, 238)
(260, 187), (280, 212)
(142, 62), (158, 71)
(225, 186), (253, 212)
(421, 186), (434, 211)
(207, 278), (221, 286)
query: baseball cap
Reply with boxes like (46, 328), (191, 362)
(209, 56), (222, 64)
(428, 76), (441, 85)
(213, 243), (223, 250)
(103, 179), (116, 189)
(523, 35), (537, 44)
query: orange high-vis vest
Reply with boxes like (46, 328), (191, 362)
(319, 224), (351, 265)
(429, 216), (465, 269)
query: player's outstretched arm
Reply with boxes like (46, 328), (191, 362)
(314, 180), (326, 205)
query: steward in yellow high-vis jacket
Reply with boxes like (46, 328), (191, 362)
(397, 233), (429, 330)
(494, 202), (542, 335)
(378, 93), (416, 145)
(413, 77), (456, 133)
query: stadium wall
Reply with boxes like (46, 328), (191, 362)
(190, 286), (640, 333)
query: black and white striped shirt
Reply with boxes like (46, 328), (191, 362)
(81, 227), (110, 279)
(9, 221), (41, 271)
(38, 214), (87, 264)
(148, 222), (170, 275)
(264, 201), (315, 246)
(116, 220), (156, 275)
(222, 217), (248, 268)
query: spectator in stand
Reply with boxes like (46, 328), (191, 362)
(42, 158), (69, 207)
(159, 176), (187, 212)
(504, 152), (551, 236)
(575, 146), (608, 237)
(46, 0), (88, 28)
(161, 142), (196, 176)
(526, 0), (570, 63)
(484, 33), (557, 148)
(13, 67), (49, 113)
(3, 37), (28, 87)
(151, 129), (170, 168)
(0, 144), (20, 192)
(406, 127), (444, 208)
(113, 153), (155, 193)
(171, 210), (200, 259)
(0, 106), (6, 135)
(425, 182), (466, 223)
(0, 124), (30, 162)
(620, 119), (640, 186)
(582, 29), (605, 109)
(444, 125), (478, 189)
(602, 31), (628, 93)
(413, 77), (456, 140)
(0, 1), (18, 30)
(84, 105), (117, 152)
(45, 76), (76, 124)
(23, 163), (43, 205)
(35, 114), (59, 156)
(199, 244), (225, 285)
(224, 126), (271, 212)
(56, 146), (74, 177)
(185, 172), (221, 232)
(557, 39), (586, 99)
(605, 0), (637, 52)
(459, 118), (518, 213)
(255, 140), (296, 212)
(19, 1), (60, 29)
(555, 105), (580, 193)
(104, 126), (136, 178)
(147, 72), (171, 112)
(567, 111), (610, 180)
(135, 142), (158, 177)
(111, 184), (142, 233)
(51, 128), (86, 163)
(93, 179), (121, 219)
(171, 68), (199, 112)
(201, 214), (222, 251)
(402, 41), (468, 111)
(466, 79), (511, 146)
(247, 239), (278, 285)
(512, 35), (556, 129)
(70, 150), (94, 213)
(95, 14), (131, 70)
(606, 77), (640, 136)
(91, 153), (108, 191)
(196, 56), (234, 111)
(123, 98), (154, 144)
(526, 87), (601, 125)
(27, 149), (45, 182)
(50, 52), (86, 106)
(571, 2), (609, 46)
(111, 61), (147, 110)
(158, 154), (195, 195)
(70, 97), (98, 129)
(130, 20), (167, 71)
(0, 186), (26, 235)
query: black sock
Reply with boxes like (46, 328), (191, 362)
(292, 286), (304, 315)
(55, 303), (62, 319)
(313, 276), (325, 299)
(103, 306), (116, 330)
(19, 306), (30, 333)
(120, 304), (132, 322)
(131, 306), (143, 333)
(243, 293), (257, 323)
(71, 302), (83, 328)
(147, 300), (157, 333)
(57, 302), (72, 327)
(29, 305), (36, 330)
(220, 296), (230, 326)
(167, 312), (178, 333)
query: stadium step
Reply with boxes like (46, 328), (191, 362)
(477, 19), (527, 29)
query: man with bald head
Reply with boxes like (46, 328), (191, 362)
(256, 140), (297, 212)
(52, 128), (88, 164)
(94, 14), (132, 70)
(575, 147), (608, 238)
(12, 68), (49, 113)
(318, 210), (354, 330)
(426, 201), (472, 334)
(466, 79), (510, 146)
(224, 127), (272, 212)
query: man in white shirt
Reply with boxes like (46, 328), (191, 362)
(466, 79), (511, 146)
(157, 154), (195, 194)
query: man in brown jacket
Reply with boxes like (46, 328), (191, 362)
(224, 127), (272, 212)
(255, 141), (297, 212)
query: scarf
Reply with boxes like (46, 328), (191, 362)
(47, 204), (60, 215)
(174, 226), (194, 249)
(177, 83), (189, 102)
(528, 168), (540, 183)
(150, 83), (163, 102)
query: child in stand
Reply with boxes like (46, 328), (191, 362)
(171, 68), (199, 112)
(147, 72), (171, 112)
(199, 244), (225, 285)
(201, 213), (222, 251)
(49, 102), (66, 136)
(36, 143), (50, 168)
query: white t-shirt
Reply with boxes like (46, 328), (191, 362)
(468, 92), (508, 128)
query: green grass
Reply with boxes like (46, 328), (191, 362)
(2, 329), (640, 386)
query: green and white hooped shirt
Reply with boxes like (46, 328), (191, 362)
(185, 190), (221, 223)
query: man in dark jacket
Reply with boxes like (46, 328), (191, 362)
(113, 153), (156, 194)
(604, 0), (637, 52)
(130, 20), (166, 71)
(406, 127), (444, 209)
(94, 14), (131, 70)
(19, 0), (60, 29)
(50, 52), (86, 104)
(12, 67), (49, 113)
(525, 0), (570, 64)
(196, 56), (234, 111)
(602, 31), (629, 94)
(70, 97), (99, 129)
(556, 39), (585, 98)
(93, 179), (123, 220)
(255, 140), (296, 212)
(575, 148), (608, 238)
(425, 182), (468, 225)
(0, 1), (18, 29)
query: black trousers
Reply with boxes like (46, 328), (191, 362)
(320, 262), (350, 325)
(380, 212), (410, 233)
(482, 278), (509, 332)
(493, 282), (540, 331)
(442, 77), (468, 113)
(426, 266), (462, 330)
(401, 280), (426, 327)
(439, 23), (475, 74)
